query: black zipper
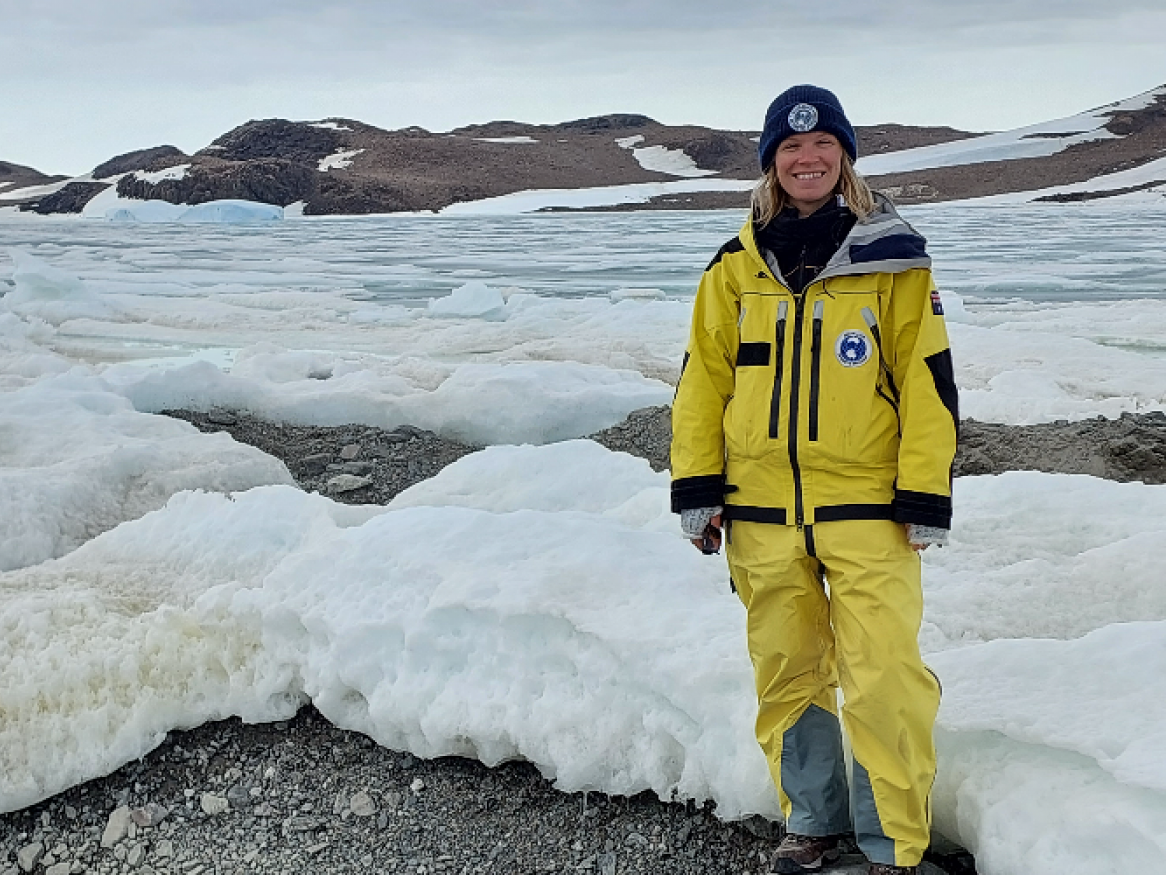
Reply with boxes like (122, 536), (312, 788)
(787, 292), (808, 529)
(809, 300), (824, 441)
(768, 300), (788, 438)
(861, 306), (902, 430)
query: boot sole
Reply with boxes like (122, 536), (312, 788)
(772, 848), (843, 873)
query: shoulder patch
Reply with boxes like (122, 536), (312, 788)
(930, 290), (944, 315)
(705, 236), (745, 272)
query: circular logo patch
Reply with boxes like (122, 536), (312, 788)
(835, 330), (871, 367)
(788, 103), (819, 132)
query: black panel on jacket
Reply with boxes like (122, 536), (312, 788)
(737, 342), (772, 367)
(924, 349), (959, 440)
(849, 233), (928, 264)
(705, 236), (745, 272)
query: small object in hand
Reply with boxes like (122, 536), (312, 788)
(700, 524), (721, 555)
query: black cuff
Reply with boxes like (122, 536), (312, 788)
(671, 475), (726, 513)
(892, 489), (952, 529)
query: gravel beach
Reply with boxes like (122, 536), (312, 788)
(7, 405), (1165, 875)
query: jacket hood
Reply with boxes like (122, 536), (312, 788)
(742, 193), (930, 280)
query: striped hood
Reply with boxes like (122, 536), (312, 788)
(742, 193), (931, 282)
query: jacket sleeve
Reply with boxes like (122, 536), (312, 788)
(888, 269), (959, 529)
(670, 253), (741, 513)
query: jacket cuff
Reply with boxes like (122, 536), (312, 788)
(892, 489), (952, 529)
(671, 475), (726, 513)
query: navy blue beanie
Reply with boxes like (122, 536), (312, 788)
(758, 85), (857, 170)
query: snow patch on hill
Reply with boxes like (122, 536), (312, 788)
(857, 84), (1166, 176)
(616, 136), (718, 178)
(318, 149), (364, 172)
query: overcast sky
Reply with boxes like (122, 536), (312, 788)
(3, 1), (1164, 176)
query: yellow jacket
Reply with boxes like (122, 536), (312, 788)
(671, 197), (958, 529)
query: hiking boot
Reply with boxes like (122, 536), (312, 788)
(771, 833), (842, 873)
(868, 865), (917, 874)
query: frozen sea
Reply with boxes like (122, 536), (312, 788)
(3, 201), (1166, 875)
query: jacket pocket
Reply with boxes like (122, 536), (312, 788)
(809, 300), (824, 441)
(767, 300), (789, 439)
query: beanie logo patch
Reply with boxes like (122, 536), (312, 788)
(788, 103), (819, 133)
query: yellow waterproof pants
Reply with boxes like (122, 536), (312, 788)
(726, 519), (940, 867)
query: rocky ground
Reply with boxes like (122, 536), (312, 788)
(9, 404), (1165, 875)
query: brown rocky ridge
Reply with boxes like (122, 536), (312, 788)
(5, 83), (1164, 215)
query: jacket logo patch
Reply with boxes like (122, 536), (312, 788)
(931, 290), (945, 315)
(835, 330), (872, 367)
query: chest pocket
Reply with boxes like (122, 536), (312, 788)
(725, 292), (785, 459)
(807, 285), (899, 465)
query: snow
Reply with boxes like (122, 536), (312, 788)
(0, 179), (71, 201)
(616, 136), (719, 178)
(475, 136), (538, 144)
(856, 84), (1166, 176)
(1, 205), (1166, 873)
(441, 178), (754, 214)
(133, 164), (190, 184)
(427, 280), (506, 319)
(956, 155), (1166, 206)
(310, 121), (353, 131)
(318, 149), (364, 172)
(0, 182), (12, 190)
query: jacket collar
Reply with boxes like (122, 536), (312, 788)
(741, 192), (930, 281)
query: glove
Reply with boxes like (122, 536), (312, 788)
(680, 506), (722, 539)
(907, 523), (948, 549)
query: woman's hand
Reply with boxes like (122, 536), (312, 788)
(681, 507), (723, 554)
(692, 514), (723, 554)
(905, 523), (948, 551)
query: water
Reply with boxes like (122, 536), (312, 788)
(3, 200), (1164, 306)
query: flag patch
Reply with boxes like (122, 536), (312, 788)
(931, 290), (944, 315)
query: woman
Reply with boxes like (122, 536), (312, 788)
(670, 85), (958, 875)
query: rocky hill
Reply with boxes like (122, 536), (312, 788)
(3, 84), (1164, 215)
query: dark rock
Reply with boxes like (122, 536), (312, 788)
(555, 114), (657, 132)
(18, 181), (110, 214)
(300, 453), (332, 475)
(116, 158), (316, 208)
(203, 119), (340, 164)
(92, 146), (187, 180)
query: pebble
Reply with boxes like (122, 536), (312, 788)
(339, 444), (361, 460)
(326, 473), (372, 493)
(131, 803), (170, 828)
(16, 843), (43, 873)
(101, 806), (132, 848)
(199, 794), (229, 816)
(349, 791), (376, 817)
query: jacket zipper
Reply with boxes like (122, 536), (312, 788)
(809, 300), (824, 441)
(860, 306), (902, 429)
(787, 291), (809, 529)
(768, 300), (789, 438)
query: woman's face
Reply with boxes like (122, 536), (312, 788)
(774, 132), (844, 216)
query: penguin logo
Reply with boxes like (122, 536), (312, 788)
(835, 330), (871, 367)
(788, 103), (819, 132)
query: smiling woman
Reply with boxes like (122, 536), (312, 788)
(670, 85), (959, 875)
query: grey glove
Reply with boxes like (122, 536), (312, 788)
(680, 506), (722, 539)
(907, 524), (948, 549)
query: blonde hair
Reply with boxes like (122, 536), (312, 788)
(751, 153), (876, 226)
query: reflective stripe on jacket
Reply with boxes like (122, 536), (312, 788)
(670, 195), (959, 529)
